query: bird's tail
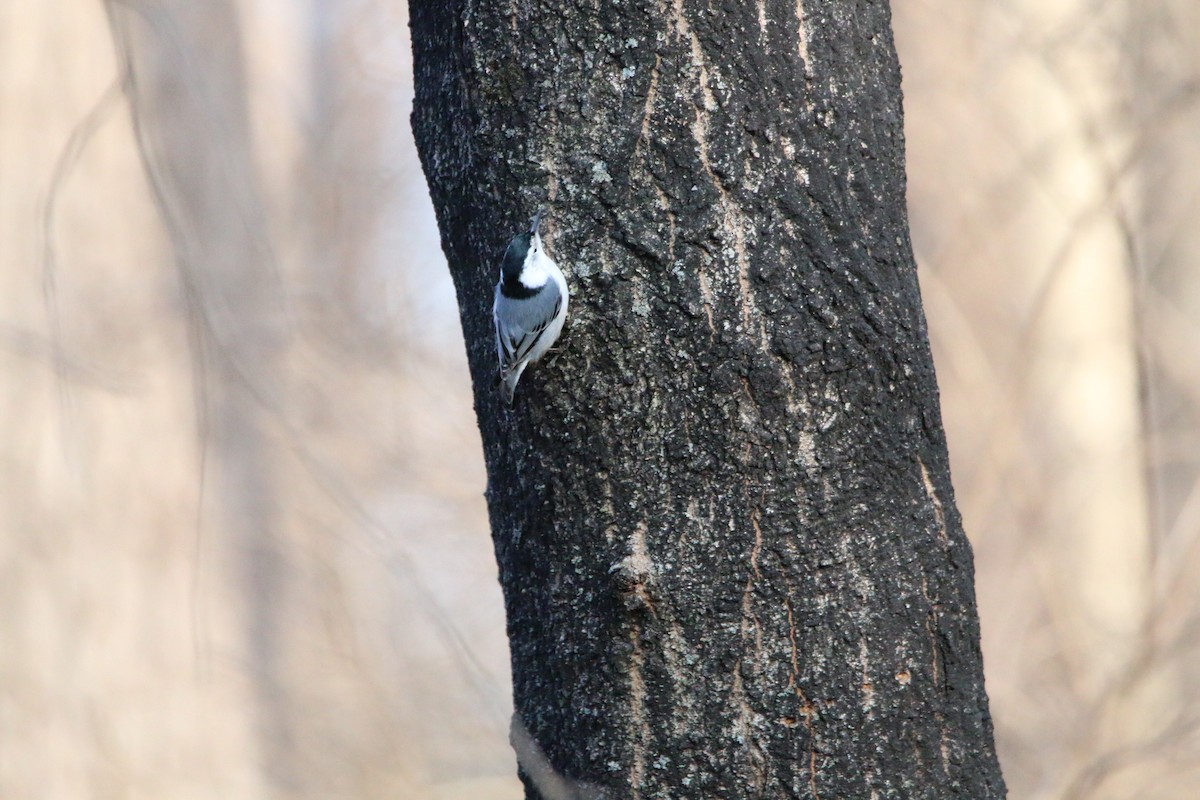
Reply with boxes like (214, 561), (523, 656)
(500, 362), (528, 405)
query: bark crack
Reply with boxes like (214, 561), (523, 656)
(541, 107), (562, 204)
(749, 504), (763, 580)
(627, 620), (649, 799)
(660, 613), (696, 737)
(614, 523), (657, 613)
(919, 560), (952, 778)
(672, 0), (766, 348)
(731, 664), (768, 795)
(667, 0), (690, 41)
(918, 574), (942, 690)
(859, 636), (875, 712)
(786, 597), (801, 689)
(632, 54), (661, 171)
(795, 0), (812, 77)
(786, 598), (821, 798)
(917, 456), (950, 548)
(618, 524), (656, 797)
(696, 266), (716, 334)
(506, 0), (518, 34)
(740, 503), (765, 660)
(651, 181), (685, 320)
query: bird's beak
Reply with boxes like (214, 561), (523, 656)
(530, 208), (545, 235)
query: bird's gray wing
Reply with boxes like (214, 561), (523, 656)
(494, 283), (563, 377)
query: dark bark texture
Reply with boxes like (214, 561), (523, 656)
(411, 0), (1005, 798)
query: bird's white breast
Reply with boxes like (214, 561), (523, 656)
(518, 236), (561, 290)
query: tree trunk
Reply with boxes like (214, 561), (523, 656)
(410, 0), (1005, 797)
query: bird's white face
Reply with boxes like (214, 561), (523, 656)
(518, 233), (555, 289)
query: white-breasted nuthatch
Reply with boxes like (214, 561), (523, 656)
(493, 210), (569, 404)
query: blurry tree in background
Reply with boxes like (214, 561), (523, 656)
(4, 1), (511, 798)
(105, 2), (296, 787)
(897, 2), (1200, 797)
(0, 0), (1199, 799)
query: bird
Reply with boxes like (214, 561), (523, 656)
(493, 209), (569, 405)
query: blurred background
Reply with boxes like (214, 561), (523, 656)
(1, 0), (1197, 798)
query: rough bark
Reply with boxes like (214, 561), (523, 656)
(411, 0), (1005, 797)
